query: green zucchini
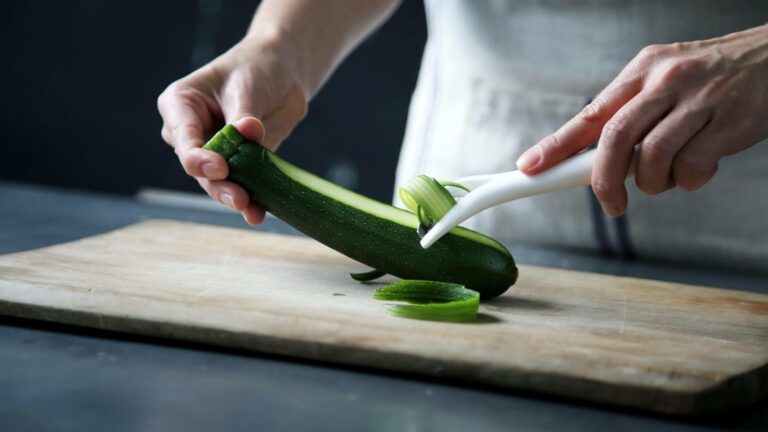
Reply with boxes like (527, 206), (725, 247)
(203, 125), (517, 299)
(374, 280), (480, 322)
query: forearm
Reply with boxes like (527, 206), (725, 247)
(247, 0), (401, 97)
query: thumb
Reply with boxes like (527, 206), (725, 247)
(231, 116), (266, 145)
(222, 95), (268, 147)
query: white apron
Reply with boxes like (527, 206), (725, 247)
(395, 0), (768, 271)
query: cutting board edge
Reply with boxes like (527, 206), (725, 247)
(3, 219), (768, 415)
(687, 359), (768, 414)
(0, 219), (287, 258)
(515, 263), (768, 301)
(1, 296), (763, 415)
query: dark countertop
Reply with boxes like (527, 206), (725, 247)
(1, 181), (766, 432)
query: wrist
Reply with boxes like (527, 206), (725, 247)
(716, 22), (768, 57)
(243, 20), (294, 57)
(241, 22), (314, 98)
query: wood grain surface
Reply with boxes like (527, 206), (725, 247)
(0, 219), (766, 414)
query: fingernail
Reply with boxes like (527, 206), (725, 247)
(517, 147), (541, 171)
(601, 202), (620, 217)
(202, 162), (221, 178)
(243, 211), (260, 226)
(221, 193), (236, 210)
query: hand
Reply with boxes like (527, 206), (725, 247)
(516, 24), (768, 216)
(157, 34), (307, 225)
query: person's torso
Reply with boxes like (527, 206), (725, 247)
(395, 0), (768, 270)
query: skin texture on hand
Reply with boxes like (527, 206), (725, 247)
(158, 0), (400, 225)
(516, 23), (768, 217)
(157, 34), (306, 225)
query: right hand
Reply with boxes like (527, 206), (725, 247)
(157, 34), (308, 225)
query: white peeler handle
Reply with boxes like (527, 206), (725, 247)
(420, 148), (638, 249)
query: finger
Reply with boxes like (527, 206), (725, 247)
(675, 161), (718, 192)
(177, 148), (229, 180)
(219, 81), (266, 137)
(242, 203), (266, 226)
(261, 85), (307, 151)
(592, 92), (673, 216)
(517, 77), (642, 174)
(635, 106), (711, 195)
(158, 88), (210, 152)
(220, 84), (264, 127)
(197, 160), (268, 226)
(220, 91), (269, 148)
(671, 124), (724, 191)
(196, 178), (251, 212)
(159, 91), (227, 179)
(232, 116), (266, 143)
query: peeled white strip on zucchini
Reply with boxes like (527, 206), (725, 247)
(203, 125), (517, 320)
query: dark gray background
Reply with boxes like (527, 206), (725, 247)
(0, 0), (426, 201)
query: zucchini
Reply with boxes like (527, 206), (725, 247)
(203, 125), (517, 299)
(374, 280), (480, 322)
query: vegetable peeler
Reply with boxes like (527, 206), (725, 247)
(420, 147), (639, 249)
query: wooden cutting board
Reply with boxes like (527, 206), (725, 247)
(0, 219), (766, 414)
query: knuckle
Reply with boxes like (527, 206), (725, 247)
(170, 124), (185, 141)
(658, 62), (684, 84)
(591, 178), (613, 199)
(600, 119), (629, 147)
(635, 176), (666, 196)
(170, 123), (201, 141)
(658, 57), (704, 83)
(579, 101), (603, 122)
(165, 81), (186, 95)
(603, 118), (626, 134)
(641, 134), (673, 162)
(674, 153), (708, 176)
(699, 76), (728, 101)
(179, 152), (200, 176)
(672, 154), (713, 191)
(638, 44), (667, 62)
(158, 84), (173, 101)
(197, 181), (215, 199)
(679, 104), (709, 119)
(181, 164), (196, 178)
(296, 103), (308, 122)
(158, 82), (181, 106)
(161, 127), (172, 145)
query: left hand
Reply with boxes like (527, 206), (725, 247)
(515, 24), (768, 217)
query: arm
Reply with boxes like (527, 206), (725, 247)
(516, 23), (768, 216)
(158, 0), (401, 224)
(250, 0), (401, 96)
